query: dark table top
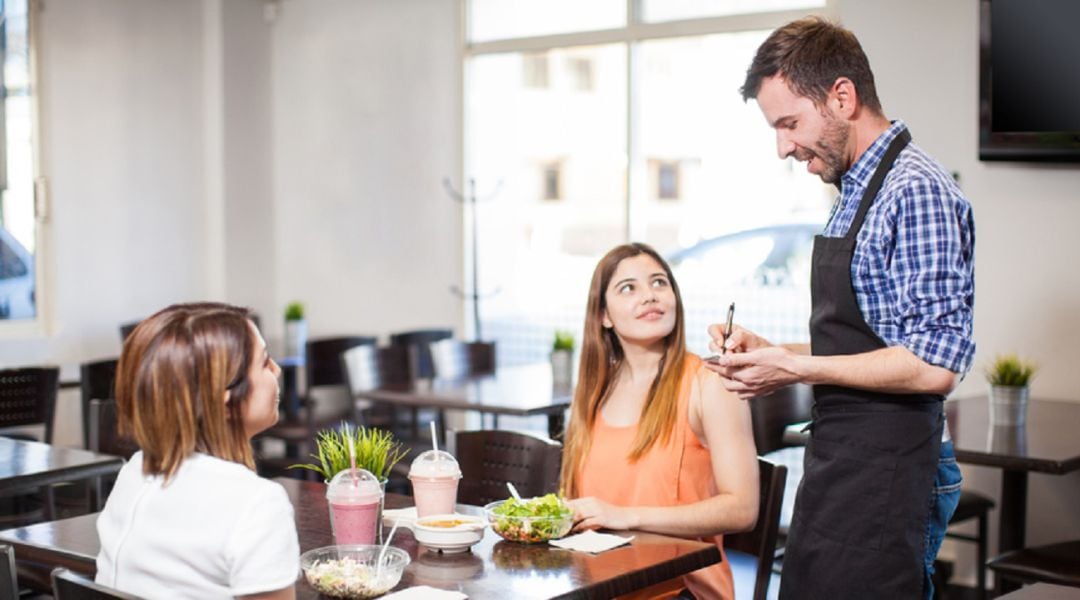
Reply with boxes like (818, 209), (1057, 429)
(1, 477), (720, 599)
(355, 363), (573, 418)
(998, 582), (1080, 599)
(0, 437), (124, 494)
(945, 396), (1080, 474)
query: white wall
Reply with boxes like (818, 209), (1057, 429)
(838, 0), (1080, 584)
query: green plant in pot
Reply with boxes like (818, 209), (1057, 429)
(283, 301), (307, 359)
(290, 423), (409, 483)
(985, 354), (1037, 427)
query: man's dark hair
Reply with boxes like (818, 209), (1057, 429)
(740, 16), (882, 114)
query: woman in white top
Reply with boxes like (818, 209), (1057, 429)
(96, 302), (299, 600)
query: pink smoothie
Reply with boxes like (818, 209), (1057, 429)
(409, 476), (460, 517)
(329, 499), (380, 545)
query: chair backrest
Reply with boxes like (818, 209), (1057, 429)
(389, 329), (453, 379)
(1, 544), (17, 600)
(723, 458), (787, 600)
(88, 399), (138, 459)
(118, 321), (140, 341)
(0, 366), (59, 443)
(80, 358), (119, 449)
(430, 340), (497, 380)
(305, 336), (377, 388)
(749, 383), (814, 454)
(455, 429), (562, 506)
(51, 567), (144, 600)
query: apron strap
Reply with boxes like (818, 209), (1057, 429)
(844, 128), (912, 241)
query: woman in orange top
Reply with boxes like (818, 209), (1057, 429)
(561, 243), (760, 600)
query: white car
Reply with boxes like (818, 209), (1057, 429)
(0, 227), (35, 319)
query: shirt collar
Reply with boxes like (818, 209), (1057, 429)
(840, 119), (907, 193)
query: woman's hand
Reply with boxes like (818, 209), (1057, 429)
(567, 497), (637, 533)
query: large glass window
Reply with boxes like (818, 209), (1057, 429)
(466, 3), (832, 364)
(0, 0), (39, 322)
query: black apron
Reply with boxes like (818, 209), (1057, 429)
(779, 128), (945, 600)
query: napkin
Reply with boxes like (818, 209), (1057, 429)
(548, 530), (634, 553)
(382, 507), (418, 527)
(381, 586), (467, 600)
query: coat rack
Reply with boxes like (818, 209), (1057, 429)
(444, 177), (501, 341)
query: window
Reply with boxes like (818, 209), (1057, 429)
(466, 2), (833, 364)
(522, 53), (549, 89)
(0, 0), (40, 324)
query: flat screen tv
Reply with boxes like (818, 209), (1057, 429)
(979, 0), (1080, 161)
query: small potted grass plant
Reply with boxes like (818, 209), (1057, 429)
(290, 423), (409, 484)
(551, 329), (575, 389)
(283, 301), (307, 359)
(985, 354), (1037, 427)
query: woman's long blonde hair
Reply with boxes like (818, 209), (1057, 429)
(116, 302), (258, 480)
(560, 243), (687, 498)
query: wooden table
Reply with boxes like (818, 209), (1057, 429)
(0, 437), (124, 518)
(1, 477), (721, 598)
(354, 364), (572, 440)
(945, 397), (1080, 555)
(998, 582), (1080, 599)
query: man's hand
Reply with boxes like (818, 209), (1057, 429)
(707, 324), (773, 355)
(706, 346), (802, 399)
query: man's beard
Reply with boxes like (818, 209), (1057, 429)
(799, 111), (850, 185)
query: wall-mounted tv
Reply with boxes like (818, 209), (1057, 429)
(979, 0), (1080, 161)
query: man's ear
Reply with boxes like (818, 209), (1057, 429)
(829, 77), (858, 119)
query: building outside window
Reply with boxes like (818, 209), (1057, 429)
(465, 1), (832, 365)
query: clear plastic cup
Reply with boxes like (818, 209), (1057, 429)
(326, 468), (384, 545)
(408, 450), (461, 517)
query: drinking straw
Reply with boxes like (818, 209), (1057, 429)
(347, 424), (358, 487)
(376, 519), (400, 581)
(506, 481), (522, 501)
(430, 420), (439, 455)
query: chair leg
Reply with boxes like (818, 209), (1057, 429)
(976, 513), (987, 600)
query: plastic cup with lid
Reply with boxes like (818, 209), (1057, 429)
(408, 450), (462, 517)
(326, 468), (384, 545)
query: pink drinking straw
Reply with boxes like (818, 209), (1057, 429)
(348, 424), (358, 488)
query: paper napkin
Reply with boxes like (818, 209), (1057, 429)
(381, 586), (467, 600)
(548, 530), (634, 553)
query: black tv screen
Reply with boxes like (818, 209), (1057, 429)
(979, 0), (1080, 161)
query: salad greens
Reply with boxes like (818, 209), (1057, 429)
(490, 493), (573, 543)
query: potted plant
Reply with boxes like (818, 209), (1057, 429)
(283, 301), (307, 359)
(290, 423), (409, 483)
(551, 329), (575, 389)
(985, 354), (1037, 427)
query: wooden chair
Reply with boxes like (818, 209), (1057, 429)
(0, 366), (59, 443)
(944, 490), (995, 599)
(988, 540), (1080, 589)
(724, 458), (787, 600)
(1, 544), (17, 600)
(51, 567), (145, 599)
(80, 358), (118, 449)
(430, 340), (496, 380)
(88, 399), (138, 459)
(389, 328), (453, 379)
(454, 429), (562, 507)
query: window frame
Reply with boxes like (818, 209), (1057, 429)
(0, 0), (49, 337)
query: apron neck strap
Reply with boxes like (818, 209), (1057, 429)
(845, 127), (912, 240)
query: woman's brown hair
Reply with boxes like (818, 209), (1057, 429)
(560, 243), (687, 498)
(116, 302), (258, 480)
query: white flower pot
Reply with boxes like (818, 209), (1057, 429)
(284, 319), (308, 359)
(551, 349), (573, 389)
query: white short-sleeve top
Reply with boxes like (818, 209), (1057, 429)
(96, 451), (299, 599)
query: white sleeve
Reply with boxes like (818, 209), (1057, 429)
(225, 481), (300, 596)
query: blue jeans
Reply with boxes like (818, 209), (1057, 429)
(923, 440), (963, 600)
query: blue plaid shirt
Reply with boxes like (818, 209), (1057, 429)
(823, 120), (975, 375)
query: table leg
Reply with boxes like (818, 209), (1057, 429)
(995, 469), (1028, 595)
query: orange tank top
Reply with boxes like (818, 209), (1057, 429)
(577, 354), (734, 600)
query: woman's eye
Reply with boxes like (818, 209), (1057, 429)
(651, 278), (668, 288)
(618, 283), (633, 294)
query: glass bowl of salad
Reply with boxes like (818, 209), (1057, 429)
(484, 493), (573, 544)
(300, 544), (410, 599)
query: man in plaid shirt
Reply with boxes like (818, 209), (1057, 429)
(705, 17), (975, 600)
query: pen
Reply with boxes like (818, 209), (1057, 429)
(721, 302), (735, 355)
